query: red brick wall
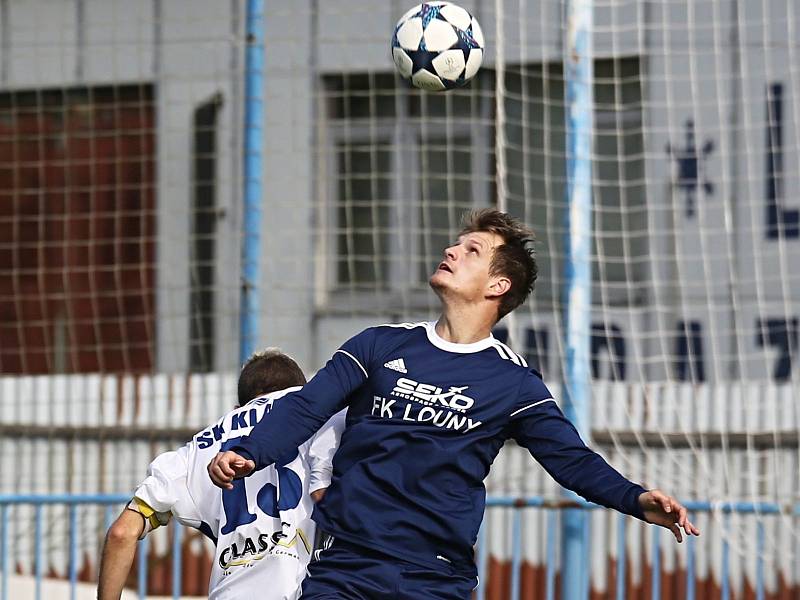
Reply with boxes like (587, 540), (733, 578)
(0, 86), (155, 373)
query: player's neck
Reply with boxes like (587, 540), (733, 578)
(435, 307), (496, 345)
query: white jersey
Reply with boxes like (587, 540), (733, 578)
(131, 387), (345, 600)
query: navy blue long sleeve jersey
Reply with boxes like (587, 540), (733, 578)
(231, 322), (646, 575)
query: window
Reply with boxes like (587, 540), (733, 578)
(321, 73), (493, 309)
(416, 137), (475, 281)
(592, 58), (648, 306)
(189, 95), (222, 372)
(335, 142), (392, 288)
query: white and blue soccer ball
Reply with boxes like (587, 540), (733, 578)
(391, 2), (485, 91)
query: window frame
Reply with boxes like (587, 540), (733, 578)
(316, 98), (492, 314)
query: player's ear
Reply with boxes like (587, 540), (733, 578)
(486, 275), (511, 299)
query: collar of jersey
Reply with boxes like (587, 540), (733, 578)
(247, 385), (303, 406)
(424, 321), (496, 354)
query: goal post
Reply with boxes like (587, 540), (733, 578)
(561, 1), (594, 598)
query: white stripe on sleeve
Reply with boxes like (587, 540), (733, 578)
(334, 349), (368, 378)
(509, 397), (555, 417)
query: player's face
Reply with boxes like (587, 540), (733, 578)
(429, 231), (507, 303)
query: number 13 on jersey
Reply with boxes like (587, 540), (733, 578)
(219, 440), (303, 535)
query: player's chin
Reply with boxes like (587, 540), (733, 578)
(429, 271), (450, 291)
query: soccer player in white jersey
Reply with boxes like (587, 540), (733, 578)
(210, 209), (700, 599)
(97, 349), (345, 600)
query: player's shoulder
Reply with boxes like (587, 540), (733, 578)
(356, 320), (429, 346)
(484, 337), (530, 370)
(372, 320), (429, 335)
(481, 340), (551, 408)
(341, 321), (426, 346)
(233, 385), (304, 427)
(510, 367), (555, 418)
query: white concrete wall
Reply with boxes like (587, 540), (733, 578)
(0, 373), (795, 594)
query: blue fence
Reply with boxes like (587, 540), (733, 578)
(0, 494), (797, 600)
(476, 497), (799, 600)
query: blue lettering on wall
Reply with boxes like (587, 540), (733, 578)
(524, 327), (549, 376)
(591, 323), (626, 381)
(756, 317), (798, 381)
(765, 83), (799, 240)
(666, 119), (715, 218)
(674, 320), (705, 382)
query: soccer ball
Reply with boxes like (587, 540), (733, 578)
(391, 2), (485, 91)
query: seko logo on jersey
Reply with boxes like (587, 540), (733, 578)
(391, 377), (474, 412)
(371, 376), (482, 434)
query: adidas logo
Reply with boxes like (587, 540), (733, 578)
(384, 358), (407, 373)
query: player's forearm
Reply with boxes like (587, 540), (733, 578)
(233, 393), (327, 466)
(545, 450), (647, 517)
(233, 354), (360, 467)
(517, 404), (647, 518)
(98, 544), (136, 600)
(97, 511), (143, 600)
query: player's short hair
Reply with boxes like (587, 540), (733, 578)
(459, 208), (537, 321)
(237, 348), (306, 406)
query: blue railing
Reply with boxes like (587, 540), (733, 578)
(0, 494), (129, 600)
(0, 494), (797, 600)
(477, 497), (800, 600)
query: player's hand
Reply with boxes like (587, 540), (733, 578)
(207, 451), (255, 490)
(638, 489), (701, 543)
(310, 488), (327, 503)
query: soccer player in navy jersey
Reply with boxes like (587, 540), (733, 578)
(209, 209), (700, 599)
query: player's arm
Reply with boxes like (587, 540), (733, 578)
(97, 508), (145, 600)
(209, 331), (374, 488)
(97, 498), (171, 600)
(510, 375), (699, 541)
(98, 444), (194, 599)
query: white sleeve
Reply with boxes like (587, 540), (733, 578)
(132, 445), (203, 530)
(305, 409), (347, 494)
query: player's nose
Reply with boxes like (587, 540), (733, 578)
(444, 245), (458, 261)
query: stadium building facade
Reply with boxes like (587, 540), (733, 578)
(1, 1), (799, 597)
(0, 1), (797, 384)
